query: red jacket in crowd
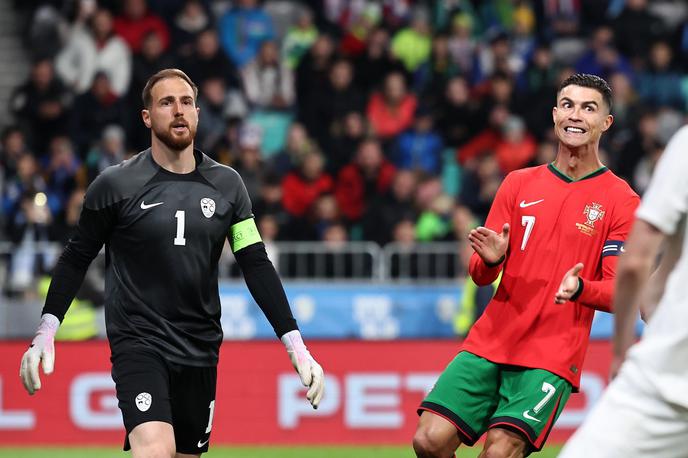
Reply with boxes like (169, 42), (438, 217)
(281, 172), (334, 217)
(335, 161), (396, 221)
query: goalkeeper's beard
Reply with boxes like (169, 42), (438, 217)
(152, 121), (196, 151)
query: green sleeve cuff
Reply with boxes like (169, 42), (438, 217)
(229, 218), (262, 252)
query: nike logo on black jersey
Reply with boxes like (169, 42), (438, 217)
(519, 199), (544, 208)
(140, 201), (164, 210)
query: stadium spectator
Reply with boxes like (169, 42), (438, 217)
(459, 154), (503, 222)
(3, 154), (48, 230)
(414, 33), (461, 101)
(70, 72), (128, 158)
(113, 0), (171, 54)
(457, 103), (509, 166)
(85, 125), (127, 184)
(194, 77), (234, 154)
(241, 40), (294, 110)
(390, 6), (432, 73)
(389, 217), (420, 278)
(309, 59), (366, 149)
(435, 76), (480, 148)
(443, 204), (477, 243)
(353, 27), (405, 97)
(637, 40), (686, 110)
(362, 168), (418, 246)
(296, 34), (336, 139)
(615, 110), (660, 188)
(281, 5), (318, 70)
(338, 2), (380, 57)
(252, 172), (291, 237)
(56, 7), (132, 97)
(520, 44), (561, 138)
(613, 0), (667, 67)
(0, 126), (29, 182)
(335, 138), (396, 223)
(575, 25), (634, 81)
(367, 71), (417, 141)
(218, 0), (274, 68)
(416, 193), (454, 242)
(181, 28), (243, 88)
(474, 30), (524, 83)
(43, 136), (80, 218)
(492, 114), (537, 174)
(391, 105), (444, 176)
(281, 150), (333, 220)
(447, 13), (477, 77)
(269, 122), (315, 177)
(326, 110), (369, 176)
(169, 0), (211, 58)
(9, 59), (72, 154)
(233, 123), (266, 203)
(307, 193), (343, 242)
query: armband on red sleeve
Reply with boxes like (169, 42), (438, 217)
(469, 252), (504, 286)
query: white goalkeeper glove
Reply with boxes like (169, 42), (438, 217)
(281, 330), (325, 409)
(19, 313), (60, 395)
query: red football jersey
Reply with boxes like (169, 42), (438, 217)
(462, 164), (640, 388)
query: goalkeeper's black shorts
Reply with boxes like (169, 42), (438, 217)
(111, 348), (217, 454)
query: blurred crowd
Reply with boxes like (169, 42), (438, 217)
(1, 0), (687, 294)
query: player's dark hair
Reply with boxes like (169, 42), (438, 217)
(142, 68), (198, 109)
(558, 73), (612, 112)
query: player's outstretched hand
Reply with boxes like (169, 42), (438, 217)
(19, 314), (60, 395)
(468, 223), (510, 265)
(555, 263), (584, 304)
(281, 330), (325, 409)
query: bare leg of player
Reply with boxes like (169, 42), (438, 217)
(129, 421), (176, 458)
(413, 411), (462, 457)
(478, 428), (527, 458)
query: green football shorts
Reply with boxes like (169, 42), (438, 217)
(418, 351), (571, 451)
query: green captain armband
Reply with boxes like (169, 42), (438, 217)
(229, 218), (262, 252)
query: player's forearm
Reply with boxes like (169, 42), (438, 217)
(574, 277), (615, 312)
(42, 245), (92, 321)
(42, 207), (109, 320)
(235, 242), (298, 337)
(468, 251), (503, 286)
(611, 258), (652, 357)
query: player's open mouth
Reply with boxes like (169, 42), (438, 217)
(564, 126), (586, 134)
(172, 123), (188, 133)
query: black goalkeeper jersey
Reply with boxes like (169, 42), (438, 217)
(75, 149), (254, 365)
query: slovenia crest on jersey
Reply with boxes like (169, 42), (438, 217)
(200, 197), (215, 218)
(576, 202), (605, 236)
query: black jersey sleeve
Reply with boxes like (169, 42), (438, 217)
(234, 242), (298, 338)
(42, 172), (119, 321)
(230, 169), (254, 224)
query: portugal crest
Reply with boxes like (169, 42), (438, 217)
(576, 202), (605, 236)
(584, 203), (605, 227)
(200, 197), (216, 218)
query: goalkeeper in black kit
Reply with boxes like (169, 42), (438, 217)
(19, 68), (324, 457)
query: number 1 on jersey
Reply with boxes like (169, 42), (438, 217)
(174, 210), (186, 246)
(521, 215), (535, 250)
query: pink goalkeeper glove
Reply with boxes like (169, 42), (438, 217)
(19, 313), (60, 395)
(281, 330), (325, 409)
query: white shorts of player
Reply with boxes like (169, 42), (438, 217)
(559, 361), (688, 458)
